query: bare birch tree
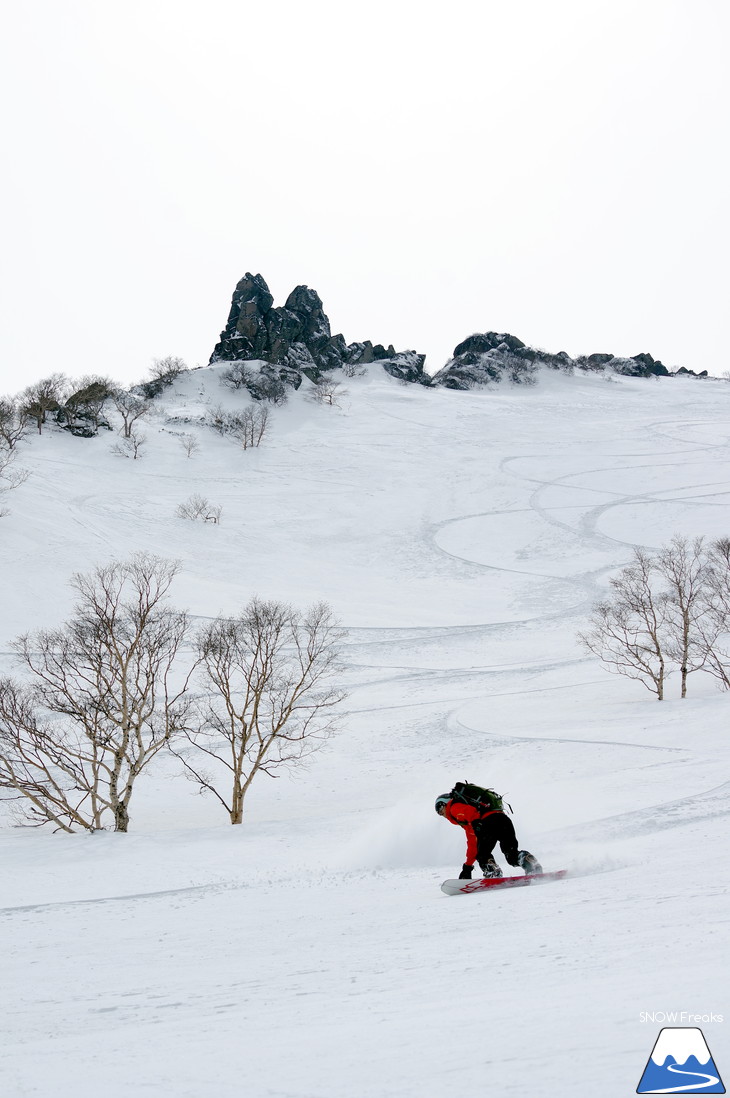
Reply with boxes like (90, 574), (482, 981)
(579, 549), (669, 700)
(699, 537), (730, 689)
(230, 406), (270, 449)
(207, 405), (270, 448)
(658, 535), (708, 697)
(0, 554), (192, 831)
(172, 599), (346, 824)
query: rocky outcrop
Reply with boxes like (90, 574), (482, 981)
(674, 366), (708, 378)
(432, 332), (676, 389)
(380, 351), (427, 383)
(210, 273), (428, 395)
(576, 351), (670, 377)
(432, 333), (546, 389)
(210, 275), (694, 398)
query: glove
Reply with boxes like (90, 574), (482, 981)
(458, 863), (473, 880)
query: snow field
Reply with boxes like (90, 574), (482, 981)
(2, 366), (729, 1096)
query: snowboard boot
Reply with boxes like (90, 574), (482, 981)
(517, 850), (543, 876)
(479, 855), (503, 879)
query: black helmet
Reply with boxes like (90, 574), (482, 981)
(434, 793), (450, 816)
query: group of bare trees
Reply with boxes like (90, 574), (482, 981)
(1, 356), (284, 516)
(209, 404), (270, 449)
(18, 373), (119, 436)
(0, 555), (346, 832)
(0, 362), (169, 492)
(580, 535), (730, 699)
(1, 357), (184, 445)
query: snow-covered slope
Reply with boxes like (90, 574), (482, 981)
(2, 367), (729, 1097)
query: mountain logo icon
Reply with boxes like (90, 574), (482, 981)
(637, 1027), (725, 1093)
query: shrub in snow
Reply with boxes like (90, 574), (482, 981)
(249, 374), (288, 405)
(138, 355), (188, 399)
(176, 493), (222, 524)
(310, 377), (345, 406)
(111, 429), (146, 459)
(208, 404), (270, 449)
(342, 360), (366, 378)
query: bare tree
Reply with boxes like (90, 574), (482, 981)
(150, 356), (187, 384)
(171, 599), (346, 824)
(251, 375), (288, 405)
(0, 679), (97, 831)
(0, 555), (192, 832)
(179, 434), (201, 459)
(211, 405), (270, 449)
(231, 405), (270, 449)
(579, 549), (669, 700)
(699, 537), (730, 689)
(0, 443), (29, 517)
(113, 391), (151, 438)
(208, 404), (228, 435)
(21, 374), (68, 434)
(342, 361), (366, 379)
(0, 398), (28, 450)
(176, 494), (222, 524)
(658, 535), (708, 697)
(311, 377), (345, 407)
(111, 428), (146, 460)
(220, 362), (253, 390)
(220, 363), (287, 404)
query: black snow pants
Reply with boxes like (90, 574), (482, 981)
(474, 812), (521, 870)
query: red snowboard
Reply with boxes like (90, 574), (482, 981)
(441, 870), (567, 895)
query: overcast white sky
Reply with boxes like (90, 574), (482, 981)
(1, 0), (728, 392)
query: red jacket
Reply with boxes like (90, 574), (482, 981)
(442, 800), (501, 866)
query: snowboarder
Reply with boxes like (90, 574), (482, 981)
(435, 784), (542, 879)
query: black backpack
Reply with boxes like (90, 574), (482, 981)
(449, 780), (509, 814)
